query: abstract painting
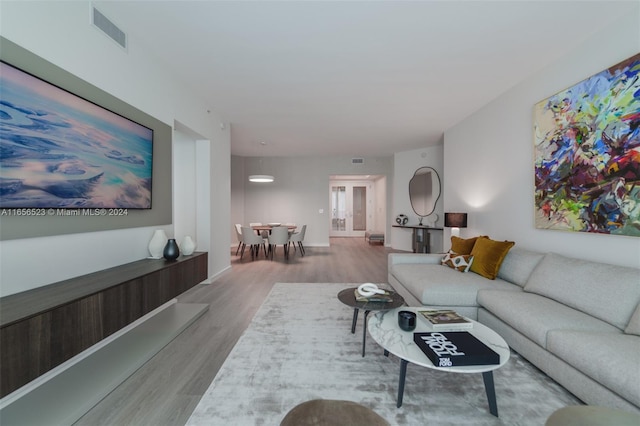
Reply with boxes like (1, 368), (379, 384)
(534, 53), (640, 237)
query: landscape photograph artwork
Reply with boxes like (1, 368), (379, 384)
(534, 53), (640, 237)
(0, 61), (153, 209)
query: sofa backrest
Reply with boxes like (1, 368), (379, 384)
(497, 248), (545, 287)
(523, 253), (640, 330)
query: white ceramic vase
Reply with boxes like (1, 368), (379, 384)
(148, 229), (168, 258)
(426, 213), (439, 227)
(181, 236), (196, 256)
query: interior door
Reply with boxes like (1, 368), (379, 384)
(330, 182), (368, 237)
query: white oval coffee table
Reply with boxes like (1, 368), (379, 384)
(367, 306), (510, 416)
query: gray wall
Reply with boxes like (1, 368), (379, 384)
(0, 37), (172, 240)
(0, 2), (229, 297)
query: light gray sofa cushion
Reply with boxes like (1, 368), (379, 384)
(547, 330), (640, 407)
(625, 304), (640, 336)
(390, 264), (521, 306)
(477, 290), (619, 348)
(524, 253), (640, 330)
(496, 248), (545, 287)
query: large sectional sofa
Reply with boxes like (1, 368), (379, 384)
(387, 237), (640, 413)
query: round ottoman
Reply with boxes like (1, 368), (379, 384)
(280, 399), (389, 426)
(545, 405), (640, 426)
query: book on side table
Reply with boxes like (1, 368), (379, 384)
(418, 309), (473, 330)
(413, 331), (500, 367)
(354, 289), (393, 303)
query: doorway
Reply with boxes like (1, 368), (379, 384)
(330, 183), (367, 237)
(329, 175), (386, 238)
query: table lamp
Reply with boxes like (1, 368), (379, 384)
(444, 212), (468, 237)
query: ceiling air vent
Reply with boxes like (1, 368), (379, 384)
(351, 158), (364, 165)
(92, 6), (127, 50)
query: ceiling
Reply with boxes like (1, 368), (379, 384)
(94, 1), (635, 158)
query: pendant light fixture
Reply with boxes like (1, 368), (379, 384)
(248, 142), (274, 183)
(249, 174), (274, 183)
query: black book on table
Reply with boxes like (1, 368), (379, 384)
(413, 331), (500, 367)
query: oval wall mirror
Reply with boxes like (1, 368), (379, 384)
(409, 166), (441, 223)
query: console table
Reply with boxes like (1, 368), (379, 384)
(392, 224), (443, 253)
(0, 252), (207, 398)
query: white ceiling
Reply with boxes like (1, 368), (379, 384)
(94, 1), (636, 158)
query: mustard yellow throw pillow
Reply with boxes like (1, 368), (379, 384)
(450, 236), (485, 255)
(470, 238), (515, 280)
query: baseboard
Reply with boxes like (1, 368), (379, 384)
(0, 301), (209, 425)
(203, 265), (232, 284)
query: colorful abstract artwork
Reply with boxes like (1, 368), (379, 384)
(534, 53), (640, 237)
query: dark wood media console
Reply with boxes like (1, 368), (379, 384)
(0, 252), (208, 398)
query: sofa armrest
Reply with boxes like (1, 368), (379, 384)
(388, 253), (443, 269)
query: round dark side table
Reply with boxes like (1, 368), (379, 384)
(337, 287), (405, 357)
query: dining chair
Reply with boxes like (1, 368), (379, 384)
(250, 222), (269, 240)
(234, 224), (243, 255)
(240, 226), (266, 261)
(289, 224), (307, 256)
(285, 222), (297, 237)
(267, 225), (290, 260)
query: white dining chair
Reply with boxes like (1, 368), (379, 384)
(234, 223), (243, 255)
(240, 226), (266, 261)
(267, 226), (290, 260)
(289, 224), (307, 256)
(285, 222), (297, 237)
(250, 222), (269, 240)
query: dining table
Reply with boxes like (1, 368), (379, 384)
(251, 224), (297, 235)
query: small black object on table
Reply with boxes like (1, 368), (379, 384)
(337, 287), (405, 357)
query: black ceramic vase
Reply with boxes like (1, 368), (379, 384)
(398, 310), (416, 332)
(163, 239), (180, 261)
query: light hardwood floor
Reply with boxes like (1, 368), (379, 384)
(75, 237), (400, 426)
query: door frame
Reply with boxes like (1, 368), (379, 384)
(329, 180), (373, 237)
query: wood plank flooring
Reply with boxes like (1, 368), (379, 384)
(75, 237), (400, 426)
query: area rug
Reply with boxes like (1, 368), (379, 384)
(186, 283), (582, 425)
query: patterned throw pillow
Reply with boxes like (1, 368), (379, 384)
(441, 250), (474, 272)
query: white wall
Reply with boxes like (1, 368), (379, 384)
(173, 127), (198, 244)
(0, 2), (230, 296)
(443, 9), (640, 268)
(230, 152), (444, 252)
(231, 155), (393, 247)
(373, 176), (387, 236)
(230, 155), (246, 245)
(206, 131), (232, 278)
(392, 145), (445, 253)
(173, 122), (232, 280)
